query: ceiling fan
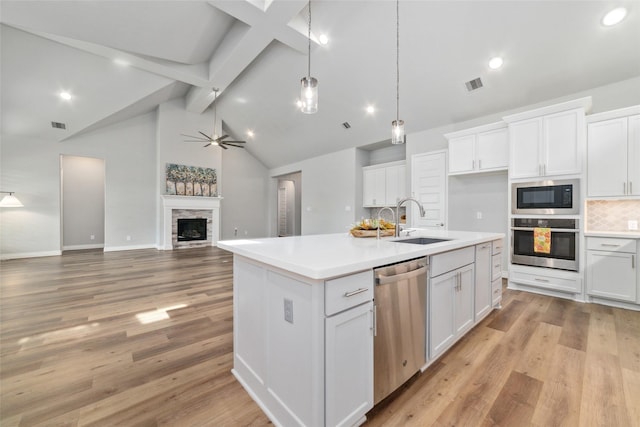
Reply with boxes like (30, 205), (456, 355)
(181, 89), (246, 150)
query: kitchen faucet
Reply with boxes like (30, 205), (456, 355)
(395, 197), (426, 237)
(376, 207), (395, 240)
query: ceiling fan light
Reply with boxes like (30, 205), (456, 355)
(391, 119), (405, 145)
(300, 77), (318, 114)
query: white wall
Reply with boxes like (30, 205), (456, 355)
(1, 111), (158, 258)
(270, 148), (360, 236)
(220, 145), (269, 239)
(62, 155), (105, 249)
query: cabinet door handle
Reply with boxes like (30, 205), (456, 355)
(623, 182), (626, 195)
(372, 305), (377, 336)
(630, 181), (633, 194)
(478, 159), (482, 169)
(472, 159), (475, 169)
(534, 278), (550, 283)
(344, 288), (369, 297)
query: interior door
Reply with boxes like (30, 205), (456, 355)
(410, 151), (447, 229)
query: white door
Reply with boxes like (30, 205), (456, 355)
(410, 151), (447, 229)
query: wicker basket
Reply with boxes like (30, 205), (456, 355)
(350, 228), (395, 238)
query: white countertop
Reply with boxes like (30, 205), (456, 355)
(584, 231), (640, 239)
(217, 229), (504, 280)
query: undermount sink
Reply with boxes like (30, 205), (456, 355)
(393, 237), (450, 245)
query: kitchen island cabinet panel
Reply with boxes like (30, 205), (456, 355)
(326, 302), (373, 427)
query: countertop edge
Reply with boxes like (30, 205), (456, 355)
(218, 231), (505, 280)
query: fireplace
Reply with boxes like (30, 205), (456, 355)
(177, 218), (207, 241)
(161, 195), (222, 250)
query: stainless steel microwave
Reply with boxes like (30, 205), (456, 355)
(511, 179), (580, 215)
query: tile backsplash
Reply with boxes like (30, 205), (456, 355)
(586, 200), (640, 232)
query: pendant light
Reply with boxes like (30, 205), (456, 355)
(391, 0), (405, 144)
(300, 1), (318, 114)
(0, 191), (24, 207)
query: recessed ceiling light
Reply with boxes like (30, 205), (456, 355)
(247, 130), (255, 138)
(114, 58), (130, 66)
(366, 105), (375, 114)
(319, 34), (329, 45)
(488, 57), (503, 69)
(59, 92), (72, 100)
(602, 7), (627, 26)
(296, 99), (303, 108)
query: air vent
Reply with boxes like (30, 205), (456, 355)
(51, 121), (67, 130)
(342, 122), (351, 129)
(465, 77), (483, 92)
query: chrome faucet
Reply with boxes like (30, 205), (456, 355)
(395, 197), (426, 237)
(376, 207), (396, 240)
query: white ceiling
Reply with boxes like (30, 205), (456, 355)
(1, 0), (639, 168)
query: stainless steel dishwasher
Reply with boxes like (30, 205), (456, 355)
(373, 257), (427, 404)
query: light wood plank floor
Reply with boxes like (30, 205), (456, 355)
(1, 247), (639, 426)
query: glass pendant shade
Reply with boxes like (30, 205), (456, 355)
(391, 119), (405, 144)
(300, 77), (318, 114)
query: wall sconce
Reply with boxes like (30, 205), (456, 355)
(0, 192), (24, 207)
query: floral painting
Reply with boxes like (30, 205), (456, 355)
(165, 163), (217, 197)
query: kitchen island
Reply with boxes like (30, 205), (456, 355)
(217, 230), (504, 427)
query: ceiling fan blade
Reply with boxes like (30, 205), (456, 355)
(203, 142), (214, 148)
(198, 131), (214, 141)
(223, 140), (246, 144)
(219, 143), (228, 149)
(181, 133), (210, 141)
(214, 134), (229, 142)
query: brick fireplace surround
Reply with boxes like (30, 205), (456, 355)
(160, 195), (221, 250)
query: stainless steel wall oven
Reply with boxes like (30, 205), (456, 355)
(511, 218), (579, 271)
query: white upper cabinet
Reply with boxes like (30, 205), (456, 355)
(363, 161), (406, 207)
(504, 97), (591, 180)
(587, 106), (640, 197)
(446, 123), (508, 175)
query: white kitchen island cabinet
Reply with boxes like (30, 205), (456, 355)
(218, 230), (504, 427)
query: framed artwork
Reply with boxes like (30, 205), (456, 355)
(165, 163), (217, 197)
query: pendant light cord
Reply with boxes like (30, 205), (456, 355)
(213, 89), (218, 137)
(396, 0), (400, 122)
(307, 1), (312, 79)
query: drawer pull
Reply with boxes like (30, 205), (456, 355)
(534, 278), (550, 283)
(494, 264), (501, 268)
(493, 288), (500, 294)
(601, 243), (621, 247)
(344, 288), (369, 298)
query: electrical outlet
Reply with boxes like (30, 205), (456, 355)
(126, 235), (131, 241)
(628, 220), (638, 231)
(234, 227), (238, 237)
(476, 211), (483, 220)
(284, 298), (293, 323)
(90, 235), (95, 240)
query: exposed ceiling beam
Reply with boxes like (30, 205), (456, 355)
(186, 0), (309, 113)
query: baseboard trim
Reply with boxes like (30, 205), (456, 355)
(103, 244), (158, 252)
(62, 244), (105, 251)
(0, 250), (62, 260)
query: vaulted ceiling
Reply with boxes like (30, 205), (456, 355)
(2, 1), (639, 168)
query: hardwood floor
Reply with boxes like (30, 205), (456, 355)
(1, 247), (638, 426)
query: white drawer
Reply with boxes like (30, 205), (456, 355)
(325, 270), (373, 316)
(491, 278), (502, 305)
(510, 270), (581, 293)
(430, 246), (475, 277)
(492, 239), (504, 255)
(492, 254), (502, 281)
(587, 237), (636, 253)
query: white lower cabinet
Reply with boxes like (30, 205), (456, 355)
(587, 237), (638, 303)
(326, 301), (374, 427)
(429, 247), (475, 360)
(474, 243), (492, 321)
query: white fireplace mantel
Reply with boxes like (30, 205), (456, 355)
(160, 195), (222, 250)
